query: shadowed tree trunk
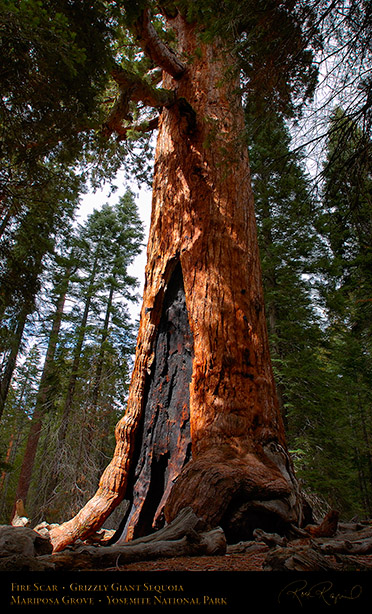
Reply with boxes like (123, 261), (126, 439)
(259, 195), (287, 427)
(50, 15), (304, 552)
(90, 282), (115, 412)
(0, 431), (15, 493)
(0, 307), (28, 419)
(57, 255), (98, 447)
(14, 268), (71, 511)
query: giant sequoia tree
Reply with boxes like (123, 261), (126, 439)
(49, 1), (320, 551)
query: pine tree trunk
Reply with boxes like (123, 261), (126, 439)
(44, 259), (98, 507)
(90, 282), (114, 411)
(50, 17), (303, 551)
(259, 194), (287, 426)
(57, 255), (98, 445)
(0, 431), (14, 492)
(14, 269), (70, 509)
(0, 307), (28, 418)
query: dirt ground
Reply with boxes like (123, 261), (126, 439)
(111, 549), (372, 573)
(110, 550), (268, 572)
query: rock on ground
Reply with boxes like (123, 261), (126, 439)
(0, 525), (53, 571)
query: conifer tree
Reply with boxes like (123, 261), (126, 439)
(313, 108), (372, 516)
(36, 191), (143, 521)
(0, 345), (41, 520)
(0, 0), (122, 419)
(13, 263), (72, 510)
(0, 172), (81, 418)
(246, 105), (324, 433)
(49, 1), (322, 550)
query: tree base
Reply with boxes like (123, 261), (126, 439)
(164, 446), (304, 544)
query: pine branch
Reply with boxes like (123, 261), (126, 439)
(104, 64), (175, 138)
(111, 64), (176, 108)
(102, 90), (133, 138)
(115, 116), (159, 141)
(134, 8), (186, 79)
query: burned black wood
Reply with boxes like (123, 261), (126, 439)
(113, 263), (193, 542)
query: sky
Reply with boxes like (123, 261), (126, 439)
(77, 179), (152, 323)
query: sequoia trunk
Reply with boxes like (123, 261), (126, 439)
(50, 16), (303, 552)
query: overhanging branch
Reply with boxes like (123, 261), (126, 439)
(111, 64), (176, 108)
(104, 115), (159, 141)
(134, 8), (186, 79)
(102, 90), (133, 138)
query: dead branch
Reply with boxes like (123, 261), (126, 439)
(115, 506), (206, 545)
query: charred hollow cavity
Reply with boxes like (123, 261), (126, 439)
(114, 263), (194, 541)
(221, 497), (291, 544)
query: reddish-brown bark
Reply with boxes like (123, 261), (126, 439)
(50, 15), (303, 552)
(0, 431), (14, 492)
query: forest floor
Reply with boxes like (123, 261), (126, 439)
(32, 509), (372, 573)
(111, 550), (268, 572)
(69, 511), (372, 573)
(110, 548), (372, 573)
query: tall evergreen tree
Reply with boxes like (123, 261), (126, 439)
(0, 173), (80, 418)
(49, 1), (323, 550)
(57, 191), (144, 441)
(312, 108), (372, 517)
(246, 105), (324, 431)
(0, 0), (128, 419)
(13, 262), (73, 510)
(0, 344), (41, 520)
(32, 190), (144, 522)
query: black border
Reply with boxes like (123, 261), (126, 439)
(1, 570), (370, 613)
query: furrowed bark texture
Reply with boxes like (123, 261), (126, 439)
(50, 16), (302, 552)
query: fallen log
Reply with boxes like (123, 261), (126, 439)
(39, 508), (223, 571)
(263, 544), (340, 571)
(318, 537), (372, 555)
(338, 522), (366, 532)
(116, 506), (206, 545)
(334, 554), (372, 571)
(41, 527), (226, 571)
(263, 516), (372, 571)
(227, 541), (269, 555)
(253, 528), (287, 548)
